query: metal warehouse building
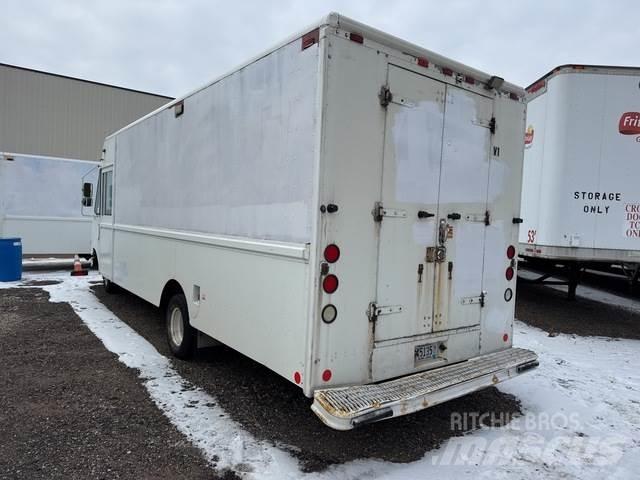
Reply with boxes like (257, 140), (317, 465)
(0, 62), (172, 160)
(0, 62), (173, 257)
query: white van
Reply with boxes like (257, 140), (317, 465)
(90, 13), (537, 430)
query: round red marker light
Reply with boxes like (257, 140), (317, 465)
(506, 245), (516, 259)
(505, 267), (514, 281)
(324, 244), (340, 263)
(294, 371), (301, 384)
(323, 274), (339, 294)
(503, 333), (509, 342)
(322, 369), (332, 382)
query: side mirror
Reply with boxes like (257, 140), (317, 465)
(82, 182), (93, 207)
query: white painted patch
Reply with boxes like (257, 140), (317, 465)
(392, 100), (443, 206)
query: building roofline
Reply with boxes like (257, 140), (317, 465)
(0, 61), (174, 99)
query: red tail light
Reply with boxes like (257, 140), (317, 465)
(505, 267), (514, 281)
(507, 245), (516, 259)
(324, 244), (340, 263)
(323, 274), (339, 294)
(322, 369), (332, 382)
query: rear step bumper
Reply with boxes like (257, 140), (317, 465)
(311, 347), (538, 430)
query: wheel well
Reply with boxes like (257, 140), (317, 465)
(159, 280), (184, 313)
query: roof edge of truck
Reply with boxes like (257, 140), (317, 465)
(526, 64), (640, 93)
(106, 12), (525, 142)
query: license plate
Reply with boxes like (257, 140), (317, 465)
(414, 342), (438, 363)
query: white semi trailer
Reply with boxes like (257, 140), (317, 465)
(520, 65), (640, 298)
(89, 13), (537, 429)
(0, 152), (98, 256)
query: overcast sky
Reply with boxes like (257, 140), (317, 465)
(2, 0), (639, 98)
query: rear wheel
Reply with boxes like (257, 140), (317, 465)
(166, 293), (196, 359)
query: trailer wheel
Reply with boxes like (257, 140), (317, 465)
(103, 277), (118, 294)
(166, 293), (196, 359)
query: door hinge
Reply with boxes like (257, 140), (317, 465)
(461, 291), (487, 307)
(485, 210), (491, 226)
(379, 85), (392, 107)
(367, 302), (403, 322)
(373, 202), (407, 222)
(489, 117), (496, 134)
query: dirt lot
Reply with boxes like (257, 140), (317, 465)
(0, 287), (228, 480)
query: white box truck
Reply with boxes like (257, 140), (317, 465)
(90, 13), (537, 430)
(1, 152), (98, 256)
(520, 65), (640, 297)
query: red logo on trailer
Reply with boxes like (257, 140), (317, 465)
(524, 125), (534, 148)
(619, 112), (640, 135)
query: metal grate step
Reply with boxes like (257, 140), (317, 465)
(312, 347), (538, 430)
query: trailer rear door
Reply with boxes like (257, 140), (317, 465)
(373, 65), (493, 364)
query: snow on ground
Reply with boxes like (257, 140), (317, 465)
(518, 268), (640, 314)
(2, 271), (639, 479)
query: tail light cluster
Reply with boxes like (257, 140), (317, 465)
(321, 244), (340, 324)
(504, 244), (516, 302)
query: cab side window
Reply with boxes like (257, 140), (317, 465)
(104, 171), (113, 216)
(94, 172), (102, 216)
(95, 170), (113, 216)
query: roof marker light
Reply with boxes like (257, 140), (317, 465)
(417, 57), (429, 68)
(349, 32), (364, 44)
(301, 28), (319, 50)
(442, 67), (453, 77)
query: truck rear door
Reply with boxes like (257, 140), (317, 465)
(372, 64), (493, 379)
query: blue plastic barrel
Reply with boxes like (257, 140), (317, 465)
(0, 238), (22, 281)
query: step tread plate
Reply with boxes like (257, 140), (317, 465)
(314, 348), (537, 419)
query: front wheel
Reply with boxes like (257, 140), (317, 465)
(166, 293), (196, 359)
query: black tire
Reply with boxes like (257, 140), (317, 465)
(103, 277), (118, 294)
(165, 293), (196, 359)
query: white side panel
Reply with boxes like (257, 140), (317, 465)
(112, 228), (309, 383)
(310, 34), (387, 389)
(481, 97), (525, 355)
(2, 217), (91, 255)
(519, 92), (546, 245)
(0, 153), (98, 255)
(113, 40), (319, 244)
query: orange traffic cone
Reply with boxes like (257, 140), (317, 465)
(70, 254), (88, 276)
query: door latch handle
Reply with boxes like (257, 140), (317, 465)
(447, 212), (461, 220)
(417, 210), (435, 219)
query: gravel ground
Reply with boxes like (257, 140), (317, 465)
(0, 287), (231, 480)
(516, 282), (640, 340)
(92, 285), (522, 472)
